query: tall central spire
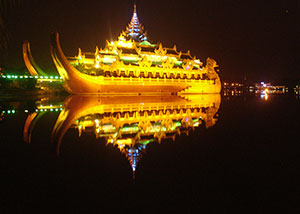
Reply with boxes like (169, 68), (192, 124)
(124, 2), (148, 42)
(134, 2), (137, 14)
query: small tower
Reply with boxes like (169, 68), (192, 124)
(125, 143), (147, 176)
(124, 2), (148, 42)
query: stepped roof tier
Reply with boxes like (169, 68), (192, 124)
(124, 3), (148, 42)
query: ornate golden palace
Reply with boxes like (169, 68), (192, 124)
(49, 3), (221, 95)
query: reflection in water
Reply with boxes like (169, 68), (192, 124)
(260, 89), (269, 101)
(23, 102), (64, 144)
(49, 95), (221, 174)
(21, 95), (220, 174)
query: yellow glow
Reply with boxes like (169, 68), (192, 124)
(117, 41), (133, 48)
(115, 35), (134, 48)
(264, 89), (269, 100)
(121, 56), (139, 61)
(38, 105), (62, 110)
(50, 12), (222, 95)
(95, 61), (100, 68)
(102, 57), (116, 64)
(116, 138), (133, 146)
(50, 94), (221, 172)
(264, 93), (269, 100)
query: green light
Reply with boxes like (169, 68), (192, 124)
(55, 76), (58, 79)
(139, 139), (154, 145)
(139, 41), (155, 47)
(2, 75), (6, 78)
(7, 75), (11, 78)
(40, 76), (44, 79)
(35, 76), (38, 79)
(20, 76), (23, 79)
(193, 122), (200, 127)
(12, 110), (16, 113)
(25, 76), (28, 78)
(7, 110), (11, 114)
(50, 76), (53, 79)
(121, 126), (139, 132)
(174, 121), (181, 127)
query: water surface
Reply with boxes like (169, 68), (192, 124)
(1, 93), (299, 213)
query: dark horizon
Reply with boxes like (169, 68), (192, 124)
(2, 0), (299, 83)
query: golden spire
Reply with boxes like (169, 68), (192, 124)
(123, 2), (148, 42)
(134, 1), (137, 14)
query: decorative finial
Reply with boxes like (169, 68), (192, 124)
(134, 2), (137, 14)
(122, 1), (148, 42)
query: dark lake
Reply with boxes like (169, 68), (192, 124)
(1, 93), (299, 213)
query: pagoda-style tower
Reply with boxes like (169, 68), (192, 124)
(123, 143), (147, 175)
(124, 3), (148, 42)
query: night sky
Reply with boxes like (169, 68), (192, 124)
(4, 0), (299, 83)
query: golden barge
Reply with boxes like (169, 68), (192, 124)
(50, 4), (221, 95)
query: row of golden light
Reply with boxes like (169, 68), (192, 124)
(78, 61), (208, 82)
(1, 105), (63, 115)
(1, 75), (63, 81)
(74, 107), (206, 138)
(76, 35), (203, 75)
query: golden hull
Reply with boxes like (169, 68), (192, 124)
(62, 76), (188, 95)
(51, 33), (221, 95)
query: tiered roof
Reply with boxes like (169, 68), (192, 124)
(124, 3), (148, 42)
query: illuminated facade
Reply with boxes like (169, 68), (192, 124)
(50, 94), (221, 173)
(50, 3), (221, 94)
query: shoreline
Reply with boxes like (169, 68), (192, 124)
(0, 89), (66, 100)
